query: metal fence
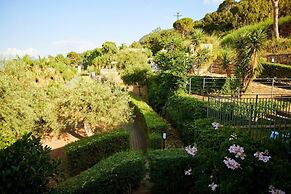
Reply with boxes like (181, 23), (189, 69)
(207, 94), (291, 138)
(188, 77), (291, 96)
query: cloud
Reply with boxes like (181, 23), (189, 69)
(0, 48), (39, 58)
(203, 0), (224, 5)
(52, 40), (96, 53)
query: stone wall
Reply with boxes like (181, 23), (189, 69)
(266, 54), (291, 65)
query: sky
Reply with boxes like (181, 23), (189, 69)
(0, 0), (224, 57)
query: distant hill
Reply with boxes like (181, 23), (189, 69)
(196, 0), (291, 34)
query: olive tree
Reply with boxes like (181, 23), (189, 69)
(56, 77), (132, 136)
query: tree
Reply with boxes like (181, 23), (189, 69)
(271, 0), (280, 39)
(130, 41), (143, 49)
(121, 63), (152, 96)
(56, 77), (132, 136)
(67, 51), (81, 66)
(217, 48), (235, 77)
(235, 29), (266, 90)
(173, 18), (194, 36)
(102, 41), (118, 54)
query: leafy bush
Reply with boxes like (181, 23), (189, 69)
(169, 118), (291, 193)
(149, 132), (163, 149)
(65, 129), (130, 175)
(189, 76), (227, 94)
(148, 72), (187, 112)
(130, 94), (168, 133)
(148, 149), (196, 194)
(164, 92), (207, 129)
(0, 133), (59, 194)
(260, 62), (291, 78)
(54, 151), (145, 194)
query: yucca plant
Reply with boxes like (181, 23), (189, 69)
(235, 28), (266, 90)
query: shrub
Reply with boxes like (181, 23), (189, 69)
(189, 76), (226, 94)
(148, 132), (163, 149)
(65, 129), (130, 175)
(164, 92), (207, 129)
(54, 151), (145, 194)
(130, 94), (168, 133)
(148, 149), (196, 194)
(260, 62), (291, 78)
(0, 133), (59, 194)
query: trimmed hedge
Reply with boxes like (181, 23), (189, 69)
(149, 149), (196, 194)
(260, 62), (291, 78)
(164, 92), (207, 129)
(148, 132), (163, 149)
(129, 94), (168, 133)
(65, 129), (130, 175)
(54, 151), (145, 194)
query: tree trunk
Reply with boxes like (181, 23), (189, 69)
(272, 0), (280, 39)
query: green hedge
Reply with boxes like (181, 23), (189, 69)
(54, 151), (145, 194)
(148, 132), (163, 149)
(260, 62), (291, 78)
(65, 129), (130, 175)
(164, 92), (207, 129)
(149, 149), (196, 194)
(189, 76), (226, 94)
(130, 94), (168, 133)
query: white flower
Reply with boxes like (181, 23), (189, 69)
(223, 157), (241, 170)
(254, 150), (271, 163)
(184, 168), (192, 176)
(208, 182), (218, 191)
(229, 133), (237, 141)
(185, 145), (198, 156)
(228, 144), (246, 160)
(212, 122), (221, 130)
(269, 185), (285, 194)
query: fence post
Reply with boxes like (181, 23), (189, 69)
(248, 104), (254, 136)
(202, 78), (206, 95)
(207, 95), (210, 118)
(189, 77), (192, 95)
(271, 78), (275, 98)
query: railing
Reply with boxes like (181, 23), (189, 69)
(188, 77), (291, 96)
(207, 94), (291, 138)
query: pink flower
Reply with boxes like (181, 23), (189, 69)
(184, 168), (192, 176)
(185, 145), (198, 156)
(254, 150), (271, 163)
(223, 157), (241, 170)
(228, 144), (246, 160)
(208, 182), (218, 191)
(269, 185), (285, 194)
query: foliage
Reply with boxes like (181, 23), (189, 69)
(130, 41), (143, 48)
(235, 28), (266, 89)
(164, 92), (207, 131)
(130, 94), (168, 133)
(82, 48), (103, 69)
(173, 17), (194, 36)
(200, 0), (291, 34)
(148, 149), (196, 194)
(188, 120), (291, 193)
(148, 132), (163, 150)
(263, 38), (291, 54)
(221, 16), (291, 48)
(148, 72), (187, 112)
(0, 57), (76, 149)
(121, 62), (152, 86)
(217, 48), (235, 76)
(102, 41), (118, 54)
(0, 133), (59, 194)
(67, 51), (82, 66)
(65, 129), (130, 175)
(260, 62), (291, 78)
(54, 151), (145, 194)
(56, 77), (132, 135)
(114, 48), (151, 69)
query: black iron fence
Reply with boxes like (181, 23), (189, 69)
(188, 77), (291, 96)
(207, 94), (291, 138)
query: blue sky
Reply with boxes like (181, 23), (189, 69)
(0, 0), (223, 57)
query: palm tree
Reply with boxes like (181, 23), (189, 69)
(271, 0), (280, 39)
(235, 29), (266, 90)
